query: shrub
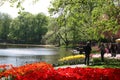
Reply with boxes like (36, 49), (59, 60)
(92, 58), (120, 65)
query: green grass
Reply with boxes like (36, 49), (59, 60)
(89, 64), (120, 68)
(90, 58), (120, 68)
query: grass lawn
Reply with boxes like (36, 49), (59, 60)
(88, 64), (120, 68)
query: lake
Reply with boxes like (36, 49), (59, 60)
(0, 47), (72, 66)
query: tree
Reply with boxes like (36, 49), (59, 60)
(9, 12), (48, 44)
(49, 0), (98, 47)
(49, 0), (120, 46)
(0, 13), (12, 41)
(1, 0), (120, 45)
(92, 0), (120, 42)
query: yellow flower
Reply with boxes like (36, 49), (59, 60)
(59, 54), (85, 61)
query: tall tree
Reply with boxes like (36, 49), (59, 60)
(92, 0), (120, 41)
(9, 12), (48, 44)
(49, 0), (120, 46)
(0, 13), (12, 41)
(49, 0), (97, 46)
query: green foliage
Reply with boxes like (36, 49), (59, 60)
(91, 58), (120, 68)
(8, 12), (48, 44)
(1, 0), (120, 45)
(0, 12), (48, 44)
(92, 58), (120, 65)
(48, 0), (120, 46)
(0, 13), (12, 40)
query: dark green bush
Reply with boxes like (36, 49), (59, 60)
(92, 58), (120, 65)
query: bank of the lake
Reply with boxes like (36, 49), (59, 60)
(0, 43), (55, 48)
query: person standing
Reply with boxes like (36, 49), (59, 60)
(84, 41), (92, 65)
(110, 43), (117, 57)
(99, 43), (105, 62)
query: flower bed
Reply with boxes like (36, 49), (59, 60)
(54, 54), (120, 67)
(92, 53), (120, 58)
(53, 55), (85, 66)
(0, 62), (120, 80)
(59, 54), (85, 61)
(0, 62), (53, 80)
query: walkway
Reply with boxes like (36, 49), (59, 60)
(55, 64), (86, 69)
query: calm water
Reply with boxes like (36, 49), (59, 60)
(0, 47), (72, 66)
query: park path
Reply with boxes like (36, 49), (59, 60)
(55, 64), (86, 69)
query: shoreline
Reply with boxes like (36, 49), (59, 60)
(0, 43), (55, 48)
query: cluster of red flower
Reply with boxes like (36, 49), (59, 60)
(0, 62), (53, 80)
(0, 64), (9, 69)
(0, 62), (120, 80)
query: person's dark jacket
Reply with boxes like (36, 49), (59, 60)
(84, 44), (92, 54)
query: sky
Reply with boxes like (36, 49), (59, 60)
(0, 0), (51, 18)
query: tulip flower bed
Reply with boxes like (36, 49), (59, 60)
(53, 55), (85, 66)
(0, 62), (120, 80)
(59, 54), (85, 61)
(0, 62), (53, 80)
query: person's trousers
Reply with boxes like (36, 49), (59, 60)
(85, 54), (90, 65)
(111, 52), (116, 57)
(101, 52), (104, 62)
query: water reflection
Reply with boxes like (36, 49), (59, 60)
(0, 48), (56, 56)
(0, 48), (72, 66)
